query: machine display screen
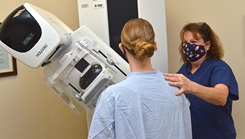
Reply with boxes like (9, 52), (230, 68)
(0, 5), (41, 53)
(22, 33), (35, 46)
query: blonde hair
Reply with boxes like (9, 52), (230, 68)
(121, 18), (155, 62)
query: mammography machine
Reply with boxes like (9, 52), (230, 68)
(77, 0), (168, 72)
(0, 3), (130, 117)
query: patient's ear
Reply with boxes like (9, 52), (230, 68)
(154, 41), (157, 50)
(119, 43), (125, 54)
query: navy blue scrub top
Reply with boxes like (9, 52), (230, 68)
(178, 59), (239, 139)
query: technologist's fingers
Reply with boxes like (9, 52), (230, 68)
(168, 81), (180, 87)
(164, 73), (179, 82)
(165, 73), (186, 95)
(175, 88), (185, 96)
(163, 73), (175, 77)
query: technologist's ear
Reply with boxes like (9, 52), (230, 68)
(205, 41), (211, 51)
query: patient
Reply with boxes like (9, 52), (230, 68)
(88, 18), (192, 139)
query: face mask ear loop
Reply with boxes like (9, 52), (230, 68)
(203, 41), (210, 52)
(203, 41), (210, 46)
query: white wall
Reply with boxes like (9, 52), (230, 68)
(166, 0), (245, 138)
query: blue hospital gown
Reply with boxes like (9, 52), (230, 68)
(88, 70), (192, 139)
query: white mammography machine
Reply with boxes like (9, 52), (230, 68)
(0, 3), (130, 119)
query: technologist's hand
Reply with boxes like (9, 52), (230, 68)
(164, 73), (195, 96)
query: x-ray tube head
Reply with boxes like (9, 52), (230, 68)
(0, 3), (72, 68)
(0, 3), (131, 120)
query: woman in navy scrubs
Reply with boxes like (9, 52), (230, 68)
(164, 22), (239, 139)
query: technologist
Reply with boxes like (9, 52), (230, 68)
(88, 18), (192, 139)
(164, 22), (239, 139)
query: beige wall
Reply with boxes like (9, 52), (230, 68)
(1, 0), (244, 139)
(166, 0), (245, 139)
(0, 0), (88, 139)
